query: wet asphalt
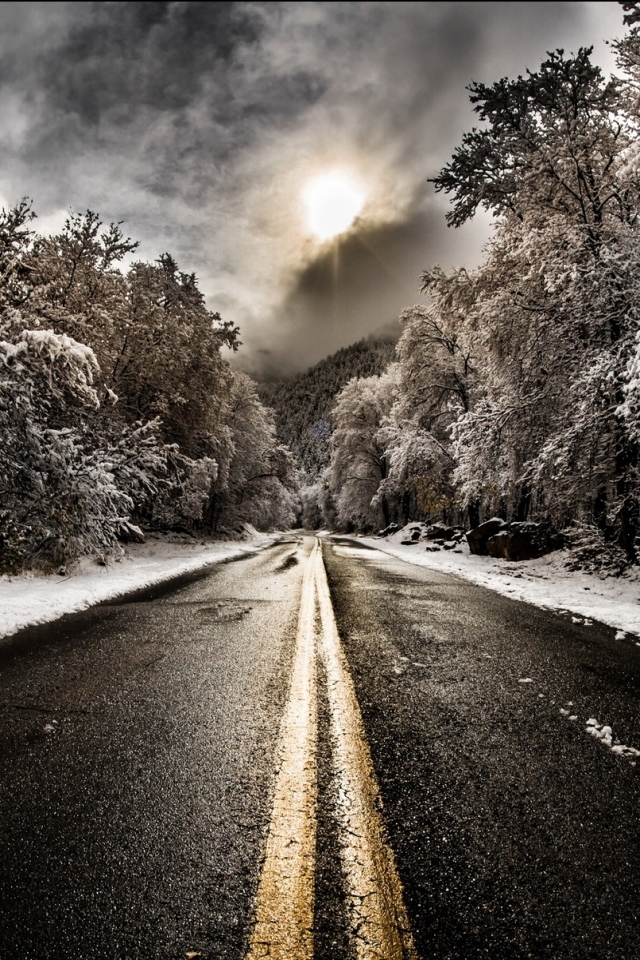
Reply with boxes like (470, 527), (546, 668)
(0, 536), (306, 960)
(324, 537), (640, 960)
(0, 533), (638, 959)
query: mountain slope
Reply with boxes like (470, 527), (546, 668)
(258, 337), (396, 478)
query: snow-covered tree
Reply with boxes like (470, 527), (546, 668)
(207, 372), (299, 533)
(327, 371), (396, 532)
(0, 325), (125, 570)
(424, 44), (640, 559)
(0, 203), (298, 571)
(376, 302), (475, 525)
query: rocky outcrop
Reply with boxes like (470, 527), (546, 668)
(486, 522), (563, 562)
(467, 518), (562, 561)
(466, 518), (507, 556)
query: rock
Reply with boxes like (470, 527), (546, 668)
(400, 539), (419, 545)
(117, 520), (146, 544)
(425, 523), (455, 541)
(376, 523), (399, 538)
(466, 517), (508, 556)
(486, 522), (562, 562)
(485, 531), (511, 559)
(442, 541), (457, 550)
(425, 544), (441, 552)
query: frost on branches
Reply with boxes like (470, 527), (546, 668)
(0, 205), (298, 573)
(325, 34), (640, 566)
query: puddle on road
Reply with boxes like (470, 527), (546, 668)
(197, 601), (252, 623)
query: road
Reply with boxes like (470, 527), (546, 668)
(0, 534), (638, 959)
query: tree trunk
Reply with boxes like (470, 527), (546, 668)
(615, 417), (638, 563)
(515, 484), (531, 522)
(593, 487), (608, 534)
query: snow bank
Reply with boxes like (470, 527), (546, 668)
(359, 525), (640, 636)
(0, 532), (277, 642)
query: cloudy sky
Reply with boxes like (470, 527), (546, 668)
(0, 1), (626, 377)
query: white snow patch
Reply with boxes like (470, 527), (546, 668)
(359, 525), (640, 636)
(0, 532), (278, 643)
(584, 718), (639, 761)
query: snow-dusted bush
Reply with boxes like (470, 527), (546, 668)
(562, 524), (630, 576)
(0, 326), (129, 570)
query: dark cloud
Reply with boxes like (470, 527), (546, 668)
(0, 2), (626, 376)
(242, 202), (491, 379)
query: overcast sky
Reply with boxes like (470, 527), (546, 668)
(0, 1), (626, 378)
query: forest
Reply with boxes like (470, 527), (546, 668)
(0, 206), (298, 573)
(6, 10), (640, 575)
(258, 337), (396, 478)
(308, 20), (640, 571)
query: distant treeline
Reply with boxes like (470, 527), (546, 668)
(258, 337), (396, 477)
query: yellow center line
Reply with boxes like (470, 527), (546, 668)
(246, 537), (418, 959)
(314, 544), (419, 960)
(246, 540), (318, 960)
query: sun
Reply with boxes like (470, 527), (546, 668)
(302, 171), (365, 241)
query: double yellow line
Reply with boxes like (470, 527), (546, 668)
(246, 539), (418, 960)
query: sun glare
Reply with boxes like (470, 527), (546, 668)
(302, 171), (365, 241)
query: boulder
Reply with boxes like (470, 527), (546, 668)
(376, 522), (399, 538)
(425, 523), (455, 541)
(486, 522), (562, 562)
(466, 517), (507, 556)
(117, 520), (146, 544)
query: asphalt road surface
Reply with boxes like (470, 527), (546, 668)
(0, 534), (638, 959)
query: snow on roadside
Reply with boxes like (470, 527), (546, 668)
(0, 530), (279, 643)
(585, 717), (639, 762)
(357, 526), (640, 636)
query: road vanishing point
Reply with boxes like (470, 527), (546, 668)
(0, 534), (639, 959)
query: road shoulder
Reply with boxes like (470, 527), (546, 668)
(350, 533), (640, 637)
(0, 532), (281, 643)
